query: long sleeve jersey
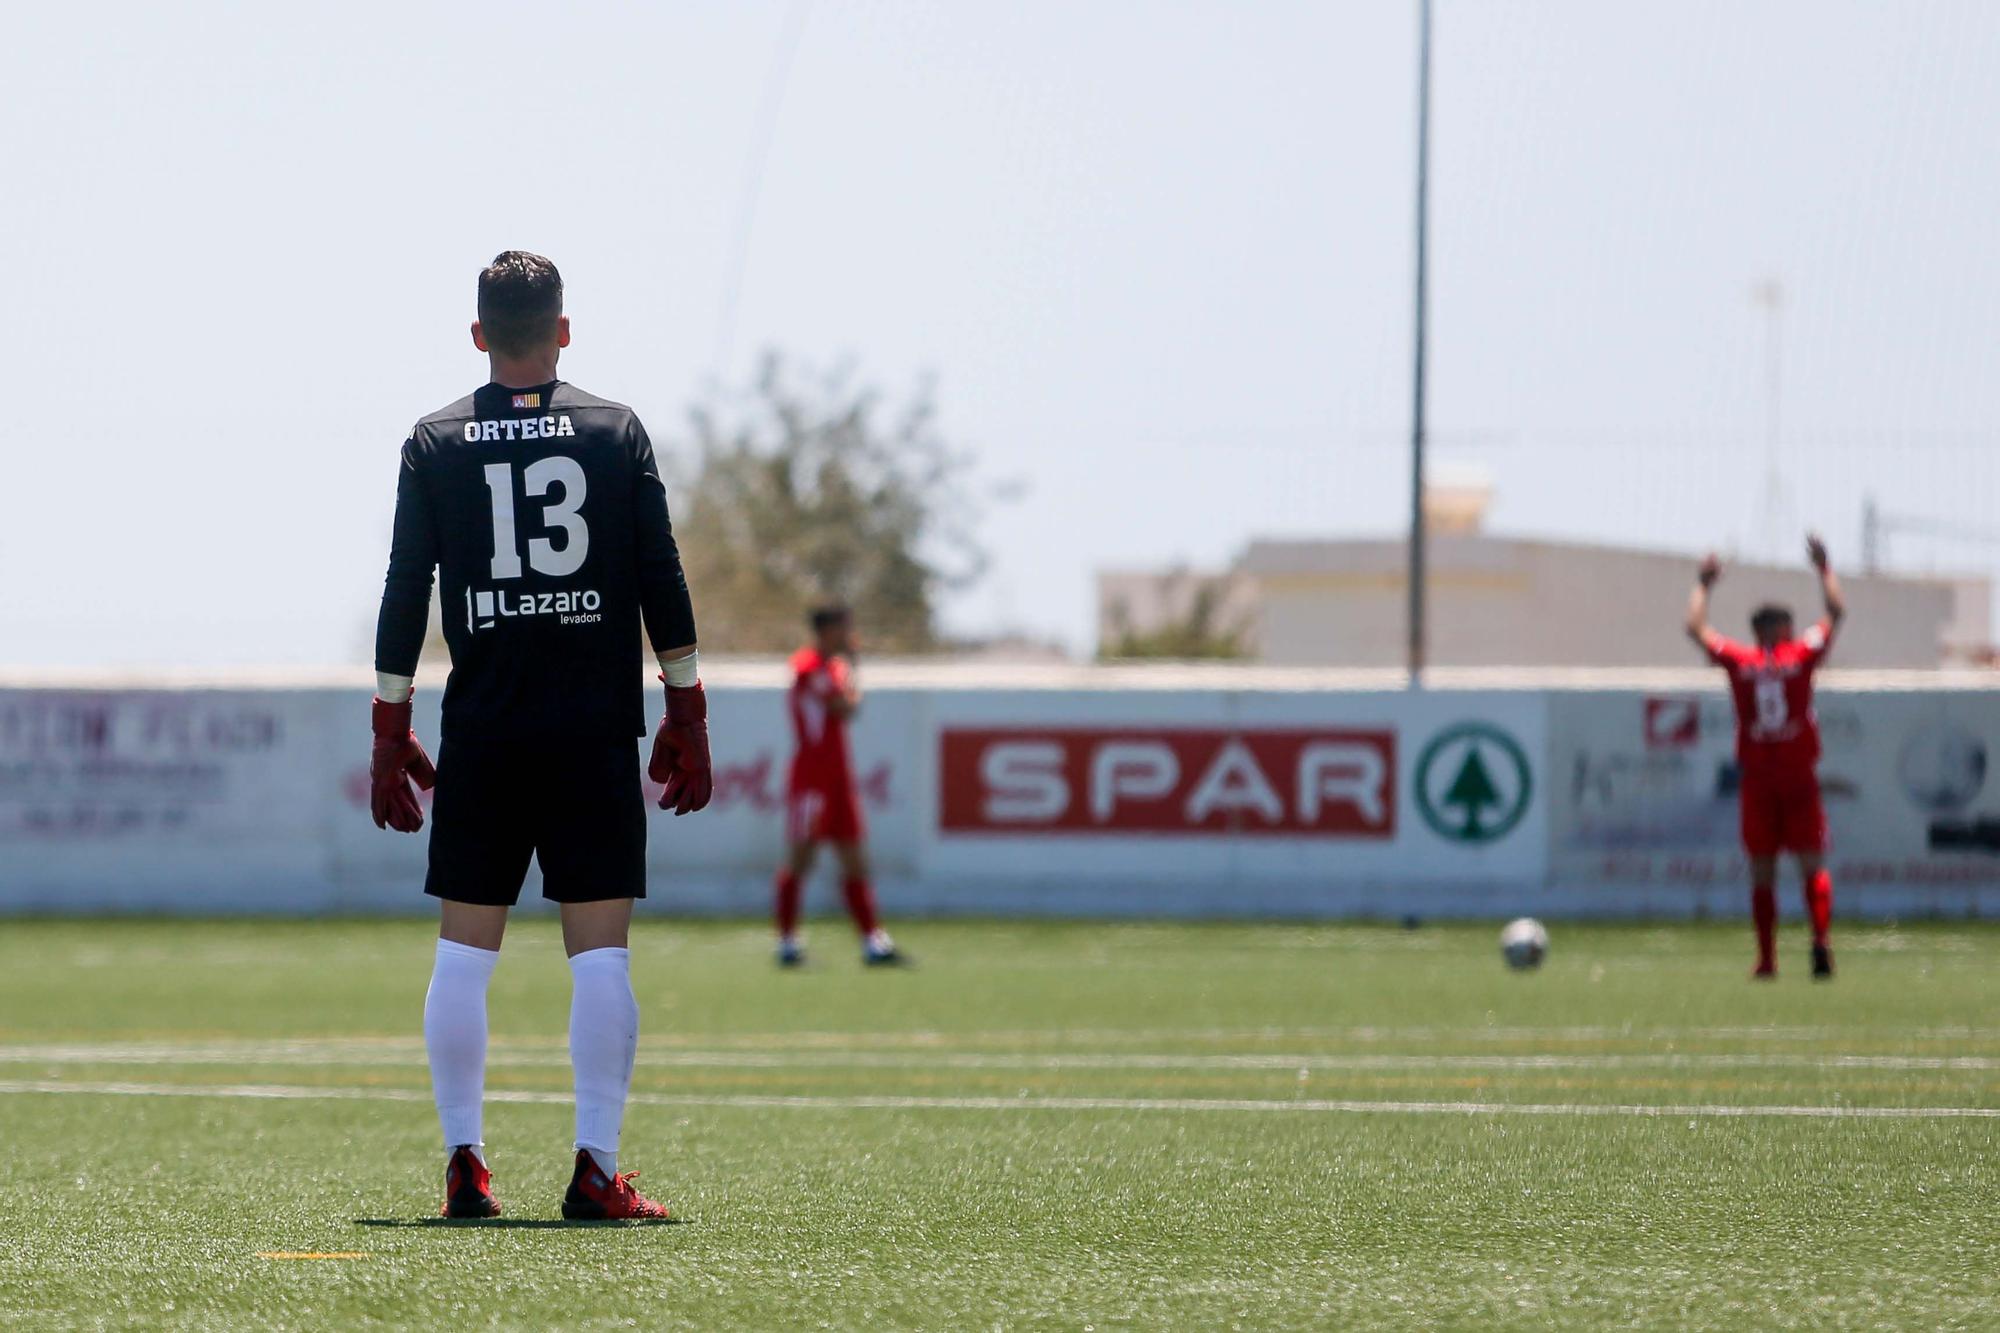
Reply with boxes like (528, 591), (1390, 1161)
(374, 379), (696, 743)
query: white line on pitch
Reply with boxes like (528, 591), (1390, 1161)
(653, 1024), (2000, 1046)
(667, 1024), (2000, 1046)
(0, 1043), (1995, 1073)
(10, 1024), (1999, 1053)
(0, 1079), (1993, 1120)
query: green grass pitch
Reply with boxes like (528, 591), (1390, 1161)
(0, 917), (1995, 1329)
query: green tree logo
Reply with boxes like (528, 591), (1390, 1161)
(1415, 723), (1532, 844)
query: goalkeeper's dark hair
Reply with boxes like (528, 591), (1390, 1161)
(477, 251), (563, 356)
(1750, 603), (1793, 635)
(810, 604), (852, 633)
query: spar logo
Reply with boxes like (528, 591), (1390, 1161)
(1413, 722), (1532, 844)
(937, 728), (1395, 836)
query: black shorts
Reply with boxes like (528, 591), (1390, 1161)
(425, 736), (647, 906)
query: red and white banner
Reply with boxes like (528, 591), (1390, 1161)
(916, 691), (1550, 910)
(938, 727), (1395, 836)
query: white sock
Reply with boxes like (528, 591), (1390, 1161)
(424, 938), (499, 1155)
(569, 946), (639, 1178)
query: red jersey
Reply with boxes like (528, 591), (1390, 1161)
(1701, 621), (1834, 778)
(787, 647), (856, 792)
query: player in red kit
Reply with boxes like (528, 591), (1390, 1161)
(1685, 534), (1846, 980)
(772, 606), (905, 967)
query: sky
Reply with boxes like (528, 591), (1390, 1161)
(5, 1), (1998, 668)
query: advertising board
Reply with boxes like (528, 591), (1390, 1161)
(916, 690), (1547, 916)
(0, 689), (338, 910)
(1547, 688), (2000, 916)
(4, 678), (1997, 918)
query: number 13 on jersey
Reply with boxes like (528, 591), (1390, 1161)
(483, 458), (589, 579)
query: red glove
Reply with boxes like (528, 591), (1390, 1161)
(370, 698), (437, 833)
(647, 679), (713, 815)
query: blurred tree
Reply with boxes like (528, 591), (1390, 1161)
(1101, 574), (1251, 661)
(668, 353), (993, 654)
(412, 353), (992, 663)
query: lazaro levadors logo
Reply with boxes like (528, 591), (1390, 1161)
(466, 586), (602, 632)
(1414, 722), (1532, 844)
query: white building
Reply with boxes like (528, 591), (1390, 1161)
(1100, 489), (1991, 670)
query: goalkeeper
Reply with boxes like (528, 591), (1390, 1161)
(370, 251), (711, 1222)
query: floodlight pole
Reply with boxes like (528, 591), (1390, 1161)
(1406, 0), (1433, 688)
(1751, 278), (1785, 562)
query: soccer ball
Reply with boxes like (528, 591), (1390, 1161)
(1499, 917), (1548, 970)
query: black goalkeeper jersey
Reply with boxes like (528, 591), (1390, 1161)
(373, 380), (696, 743)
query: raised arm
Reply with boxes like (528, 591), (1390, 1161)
(1807, 533), (1845, 626)
(1685, 553), (1722, 648)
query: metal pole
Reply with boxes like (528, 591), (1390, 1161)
(1407, 0), (1433, 686)
(1751, 279), (1784, 562)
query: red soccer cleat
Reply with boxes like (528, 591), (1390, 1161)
(561, 1150), (672, 1221)
(1751, 960), (1777, 981)
(440, 1145), (501, 1219)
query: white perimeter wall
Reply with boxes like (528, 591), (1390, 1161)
(2, 679), (1998, 919)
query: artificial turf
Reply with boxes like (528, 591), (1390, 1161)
(0, 918), (1994, 1329)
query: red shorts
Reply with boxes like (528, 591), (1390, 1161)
(786, 785), (864, 845)
(1739, 772), (1827, 858)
